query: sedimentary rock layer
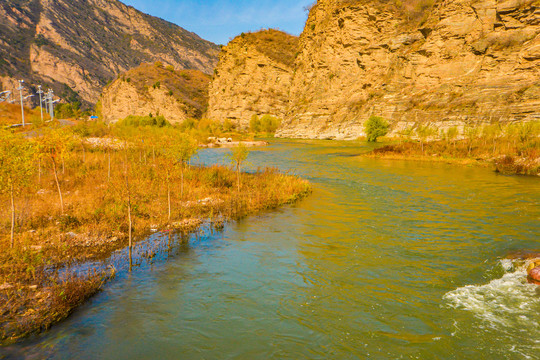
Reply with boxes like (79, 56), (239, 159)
(276, 0), (540, 139)
(207, 30), (298, 129)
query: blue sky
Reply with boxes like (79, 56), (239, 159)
(121, 0), (314, 45)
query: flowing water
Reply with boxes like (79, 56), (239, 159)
(3, 140), (540, 359)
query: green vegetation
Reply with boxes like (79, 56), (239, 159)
(0, 131), (34, 248)
(249, 114), (281, 134)
(0, 121), (311, 343)
(117, 114), (170, 128)
(365, 115), (389, 142)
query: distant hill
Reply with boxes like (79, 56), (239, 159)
(100, 63), (212, 124)
(207, 29), (299, 129)
(0, 0), (219, 108)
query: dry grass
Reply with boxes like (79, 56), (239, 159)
(234, 29), (299, 68)
(110, 63), (212, 119)
(0, 138), (311, 343)
(368, 132), (540, 175)
(0, 271), (111, 343)
(0, 103), (43, 127)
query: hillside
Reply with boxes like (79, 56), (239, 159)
(0, 0), (219, 107)
(207, 29), (299, 129)
(276, 0), (540, 139)
(100, 63), (212, 123)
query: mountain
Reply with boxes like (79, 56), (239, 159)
(205, 0), (539, 139)
(0, 0), (219, 107)
(100, 62), (211, 123)
(277, 0), (540, 139)
(206, 29), (299, 129)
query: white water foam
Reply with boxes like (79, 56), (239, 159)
(443, 259), (540, 331)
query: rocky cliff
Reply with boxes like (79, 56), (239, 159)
(0, 0), (219, 107)
(274, 0), (540, 139)
(206, 30), (298, 129)
(100, 63), (211, 124)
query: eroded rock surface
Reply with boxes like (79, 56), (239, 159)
(276, 0), (540, 139)
(207, 30), (298, 129)
(101, 63), (211, 124)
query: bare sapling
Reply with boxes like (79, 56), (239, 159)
(36, 128), (68, 214)
(229, 143), (249, 193)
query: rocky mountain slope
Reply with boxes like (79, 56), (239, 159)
(0, 0), (219, 107)
(206, 29), (298, 129)
(100, 63), (211, 124)
(276, 0), (540, 139)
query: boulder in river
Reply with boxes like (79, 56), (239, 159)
(527, 261), (540, 284)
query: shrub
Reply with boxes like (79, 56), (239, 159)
(260, 115), (281, 134)
(117, 115), (170, 127)
(55, 102), (81, 119)
(365, 115), (389, 142)
(223, 119), (236, 132)
(250, 115), (261, 132)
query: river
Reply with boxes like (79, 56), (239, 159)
(3, 140), (540, 359)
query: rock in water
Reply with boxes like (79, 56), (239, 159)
(528, 266), (540, 283)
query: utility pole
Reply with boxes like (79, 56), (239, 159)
(43, 92), (49, 114)
(37, 85), (44, 123)
(17, 80), (25, 126)
(47, 89), (56, 120)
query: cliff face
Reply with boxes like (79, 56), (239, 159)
(0, 0), (219, 106)
(276, 0), (540, 139)
(100, 63), (211, 124)
(206, 30), (298, 129)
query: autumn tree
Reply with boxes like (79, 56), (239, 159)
(35, 128), (70, 214)
(0, 130), (34, 247)
(161, 133), (198, 215)
(415, 124), (436, 155)
(229, 143), (249, 193)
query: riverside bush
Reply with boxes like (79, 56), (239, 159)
(365, 115), (389, 142)
(117, 115), (170, 127)
(250, 114), (281, 134)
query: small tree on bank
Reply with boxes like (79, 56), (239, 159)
(35, 128), (69, 214)
(229, 143), (249, 193)
(365, 116), (389, 142)
(161, 133), (198, 220)
(0, 130), (34, 248)
(416, 124), (436, 155)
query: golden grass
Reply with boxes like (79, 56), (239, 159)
(0, 143), (311, 343)
(367, 136), (540, 175)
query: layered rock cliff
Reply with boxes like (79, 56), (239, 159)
(100, 63), (211, 124)
(206, 30), (298, 129)
(0, 0), (219, 107)
(273, 0), (539, 139)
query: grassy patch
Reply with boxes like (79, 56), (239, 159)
(0, 126), (311, 343)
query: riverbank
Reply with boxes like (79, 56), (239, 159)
(0, 144), (311, 344)
(365, 139), (540, 176)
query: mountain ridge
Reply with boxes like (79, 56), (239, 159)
(0, 0), (219, 107)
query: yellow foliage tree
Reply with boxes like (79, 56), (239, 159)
(0, 130), (35, 247)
